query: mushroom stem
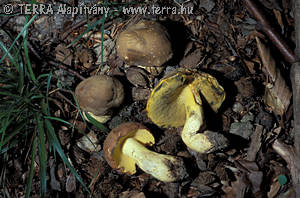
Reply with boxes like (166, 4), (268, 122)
(180, 86), (213, 153)
(122, 137), (186, 182)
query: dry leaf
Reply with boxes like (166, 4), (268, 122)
(247, 125), (264, 161)
(267, 180), (281, 198)
(120, 191), (146, 198)
(256, 37), (291, 116)
(49, 159), (61, 191)
(235, 160), (263, 195)
(76, 130), (100, 152)
(244, 60), (256, 74)
(273, 9), (284, 32)
(55, 44), (73, 66)
(74, 48), (94, 69)
(179, 48), (203, 69)
(66, 173), (76, 192)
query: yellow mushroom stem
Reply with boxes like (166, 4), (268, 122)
(179, 85), (214, 153)
(122, 137), (186, 182)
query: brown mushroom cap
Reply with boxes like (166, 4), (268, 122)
(103, 122), (155, 173)
(116, 20), (173, 67)
(75, 75), (124, 116)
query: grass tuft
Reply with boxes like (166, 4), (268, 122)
(0, 24), (90, 198)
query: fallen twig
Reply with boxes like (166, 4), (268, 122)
(48, 60), (86, 81)
(243, 0), (295, 64)
(61, 19), (89, 40)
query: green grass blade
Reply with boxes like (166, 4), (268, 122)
(0, 139), (18, 154)
(17, 61), (25, 93)
(85, 112), (109, 132)
(37, 73), (50, 81)
(0, 41), (18, 68)
(41, 100), (90, 194)
(72, 92), (85, 122)
(25, 132), (37, 198)
(44, 116), (73, 126)
(0, 91), (21, 98)
(23, 16), (36, 82)
(67, 18), (103, 48)
(46, 71), (52, 115)
(1, 121), (26, 147)
(100, 15), (106, 67)
(72, 93), (109, 132)
(45, 115), (98, 149)
(0, 117), (10, 152)
(30, 95), (44, 100)
(0, 14), (37, 64)
(36, 114), (47, 197)
(44, 119), (90, 194)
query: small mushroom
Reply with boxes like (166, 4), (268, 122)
(103, 122), (187, 182)
(147, 69), (228, 153)
(75, 75), (124, 123)
(116, 20), (173, 75)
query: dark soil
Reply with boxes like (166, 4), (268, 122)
(0, 0), (298, 197)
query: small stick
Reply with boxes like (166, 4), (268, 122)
(61, 19), (88, 40)
(26, 41), (42, 60)
(243, 0), (295, 64)
(48, 60), (86, 81)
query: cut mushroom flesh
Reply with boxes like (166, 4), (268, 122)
(147, 70), (228, 153)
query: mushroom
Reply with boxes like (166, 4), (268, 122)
(116, 20), (173, 75)
(146, 69), (228, 153)
(103, 122), (187, 182)
(75, 75), (124, 123)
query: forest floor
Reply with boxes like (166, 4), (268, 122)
(0, 0), (298, 197)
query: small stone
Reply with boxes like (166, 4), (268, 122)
(232, 102), (245, 114)
(241, 113), (254, 122)
(229, 121), (254, 140)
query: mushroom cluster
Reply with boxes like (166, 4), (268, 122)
(74, 19), (228, 183)
(103, 122), (187, 182)
(116, 20), (173, 75)
(75, 75), (124, 123)
(147, 69), (228, 153)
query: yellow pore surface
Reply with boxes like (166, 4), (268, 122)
(147, 73), (189, 128)
(147, 71), (225, 128)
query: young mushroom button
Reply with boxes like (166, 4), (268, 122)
(75, 75), (124, 123)
(103, 122), (187, 182)
(116, 20), (173, 75)
(147, 69), (229, 153)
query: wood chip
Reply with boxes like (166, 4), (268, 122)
(55, 44), (73, 66)
(247, 125), (264, 161)
(256, 37), (291, 116)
